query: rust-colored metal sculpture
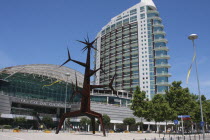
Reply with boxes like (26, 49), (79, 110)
(56, 38), (117, 136)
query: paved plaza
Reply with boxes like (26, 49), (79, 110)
(0, 131), (210, 140)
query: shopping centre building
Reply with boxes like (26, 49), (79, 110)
(0, 64), (145, 130)
(0, 64), (171, 131)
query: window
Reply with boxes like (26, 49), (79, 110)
(123, 18), (129, 25)
(140, 13), (145, 19)
(140, 7), (145, 12)
(130, 16), (137, 22)
(116, 21), (122, 28)
(130, 9), (137, 15)
(111, 24), (115, 31)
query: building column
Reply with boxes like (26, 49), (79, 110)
(88, 125), (90, 132)
(138, 125), (140, 131)
(107, 97), (109, 105)
(165, 125), (167, 132)
(148, 124), (150, 130)
(99, 124), (101, 131)
(114, 124), (116, 130)
(157, 125), (160, 132)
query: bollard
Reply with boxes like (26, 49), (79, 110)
(198, 135), (200, 140)
(178, 136), (180, 140)
(163, 137), (164, 140)
(189, 135), (191, 140)
(184, 136), (185, 140)
(194, 135), (196, 140)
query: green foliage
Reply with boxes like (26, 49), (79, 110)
(97, 114), (111, 127)
(165, 81), (197, 116)
(80, 117), (91, 126)
(130, 86), (148, 118)
(14, 117), (27, 125)
(131, 81), (210, 128)
(123, 118), (136, 126)
(152, 94), (176, 122)
(3, 125), (12, 129)
(42, 116), (53, 129)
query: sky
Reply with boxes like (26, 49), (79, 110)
(0, 0), (209, 98)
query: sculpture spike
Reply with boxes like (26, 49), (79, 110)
(60, 47), (71, 67)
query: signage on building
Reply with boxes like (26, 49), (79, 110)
(11, 97), (71, 108)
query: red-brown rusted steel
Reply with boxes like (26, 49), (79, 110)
(56, 38), (117, 136)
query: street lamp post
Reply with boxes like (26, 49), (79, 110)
(188, 34), (205, 139)
(64, 72), (70, 131)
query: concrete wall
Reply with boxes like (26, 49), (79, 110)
(0, 94), (11, 114)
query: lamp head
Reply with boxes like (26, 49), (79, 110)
(65, 73), (70, 76)
(188, 34), (198, 40)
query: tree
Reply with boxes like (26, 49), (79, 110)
(97, 114), (111, 128)
(136, 122), (144, 131)
(80, 117), (91, 127)
(123, 118), (136, 131)
(14, 117), (27, 128)
(165, 81), (197, 116)
(42, 116), (53, 129)
(152, 94), (176, 132)
(130, 86), (148, 127)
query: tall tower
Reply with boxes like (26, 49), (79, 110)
(94, 0), (171, 100)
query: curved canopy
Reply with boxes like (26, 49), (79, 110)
(0, 64), (84, 86)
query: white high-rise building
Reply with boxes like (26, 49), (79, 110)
(94, 0), (171, 100)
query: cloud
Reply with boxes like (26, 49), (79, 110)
(0, 50), (15, 68)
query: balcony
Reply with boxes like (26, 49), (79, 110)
(116, 63), (122, 66)
(155, 55), (170, 59)
(116, 48), (122, 52)
(116, 78), (123, 82)
(157, 92), (166, 94)
(123, 53), (130, 57)
(132, 59), (139, 63)
(131, 67), (139, 71)
(155, 64), (171, 68)
(123, 69), (130, 72)
(123, 37), (130, 42)
(110, 50), (115, 54)
(123, 30), (130, 35)
(155, 72), (171, 77)
(130, 28), (138, 33)
(153, 31), (166, 35)
(148, 16), (162, 21)
(130, 35), (138, 40)
(147, 10), (159, 14)
(131, 51), (138, 55)
(154, 46), (169, 51)
(153, 38), (168, 43)
(156, 82), (170, 86)
(123, 60), (130, 64)
(123, 77), (130, 80)
(153, 24), (164, 28)
(116, 54), (122, 58)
